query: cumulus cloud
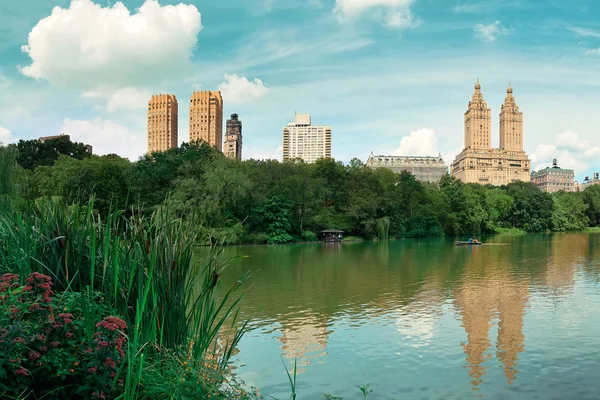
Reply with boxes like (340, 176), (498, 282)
(334, 0), (418, 29)
(474, 20), (509, 42)
(60, 118), (146, 160)
(586, 48), (600, 55)
(392, 128), (440, 157)
(530, 131), (600, 174)
(0, 127), (12, 145)
(218, 74), (269, 104)
(83, 87), (153, 112)
(20, 0), (201, 91)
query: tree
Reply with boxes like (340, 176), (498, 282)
(13, 136), (90, 170)
(582, 185), (600, 226)
(505, 182), (554, 232)
(551, 191), (589, 231)
(251, 196), (294, 244)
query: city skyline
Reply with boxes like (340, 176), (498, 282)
(2, 0), (600, 179)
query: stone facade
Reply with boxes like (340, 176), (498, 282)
(282, 113), (331, 163)
(451, 81), (531, 185)
(365, 153), (447, 183)
(147, 94), (178, 154)
(224, 113), (242, 160)
(531, 160), (575, 193)
(189, 91), (223, 151)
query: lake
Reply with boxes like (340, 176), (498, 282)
(217, 233), (600, 399)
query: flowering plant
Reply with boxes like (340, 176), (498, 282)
(0, 273), (127, 399)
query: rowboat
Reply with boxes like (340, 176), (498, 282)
(456, 241), (482, 246)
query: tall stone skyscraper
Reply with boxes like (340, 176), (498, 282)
(499, 83), (523, 152)
(282, 113), (331, 163)
(189, 91), (223, 150)
(224, 113), (242, 160)
(451, 81), (530, 185)
(464, 79), (492, 150)
(147, 94), (178, 154)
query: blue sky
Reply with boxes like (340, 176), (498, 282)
(1, 0), (600, 179)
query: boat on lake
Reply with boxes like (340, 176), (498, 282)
(456, 241), (482, 246)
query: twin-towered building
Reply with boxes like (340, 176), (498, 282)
(450, 81), (531, 185)
(147, 91), (242, 160)
(366, 80), (532, 185)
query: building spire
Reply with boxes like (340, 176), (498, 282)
(475, 77), (481, 90)
(507, 81), (513, 94)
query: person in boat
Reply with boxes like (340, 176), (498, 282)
(468, 238), (473, 243)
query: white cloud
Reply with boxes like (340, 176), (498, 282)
(392, 128), (440, 157)
(568, 26), (600, 38)
(334, 0), (418, 29)
(19, 0), (201, 90)
(0, 127), (12, 145)
(244, 145), (283, 161)
(60, 118), (146, 161)
(474, 21), (509, 42)
(586, 48), (600, 55)
(82, 87), (153, 112)
(218, 74), (269, 104)
(530, 131), (600, 174)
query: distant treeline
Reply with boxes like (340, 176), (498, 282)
(2, 137), (600, 244)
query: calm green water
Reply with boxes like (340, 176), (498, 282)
(217, 233), (600, 399)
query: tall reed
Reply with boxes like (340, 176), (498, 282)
(0, 198), (249, 394)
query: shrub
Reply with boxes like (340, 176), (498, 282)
(301, 230), (318, 242)
(0, 273), (127, 400)
(244, 233), (269, 244)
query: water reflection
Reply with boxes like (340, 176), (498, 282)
(213, 233), (600, 398)
(279, 316), (329, 372)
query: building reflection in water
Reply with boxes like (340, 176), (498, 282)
(454, 244), (531, 392)
(279, 316), (329, 373)
(455, 234), (586, 393)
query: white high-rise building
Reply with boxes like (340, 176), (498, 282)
(282, 113), (331, 163)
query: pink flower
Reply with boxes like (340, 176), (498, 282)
(104, 358), (116, 369)
(89, 366), (98, 373)
(51, 341), (60, 347)
(36, 334), (47, 342)
(92, 391), (106, 399)
(12, 337), (25, 344)
(96, 316), (126, 332)
(14, 368), (28, 376)
(29, 351), (41, 361)
(40, 346), (48, 352)
(66, 332), (73, 338)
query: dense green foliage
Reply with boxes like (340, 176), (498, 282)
(3, 140), (599, 243)
(11, 136), (91, 170)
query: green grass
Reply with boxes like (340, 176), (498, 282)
(584, 227), (600, 233)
